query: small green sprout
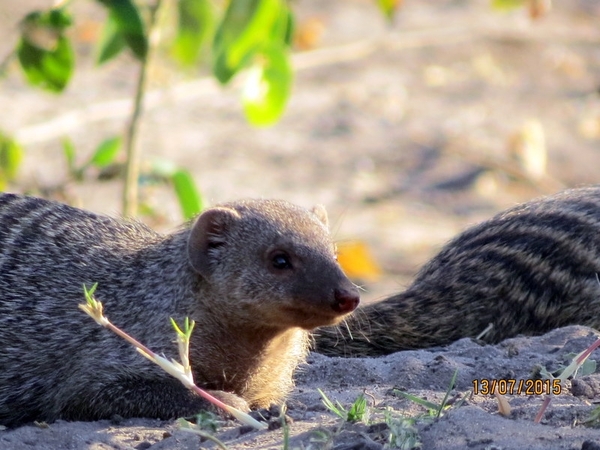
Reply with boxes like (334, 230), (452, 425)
(583, 405), (600, 426)
(346, 393), (368, 423)
(79, 284), (108, 327)
(177, 418), (228, 449)
(318, 389), (369, 423)
(79, 283), (267, 431)
(393, 369), (462, 419)
(535, 336), (600, 423)
(384, 410), (422, 450)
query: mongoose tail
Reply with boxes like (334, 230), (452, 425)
(0, 195), (359, 426)
(314, 186), (600, 356)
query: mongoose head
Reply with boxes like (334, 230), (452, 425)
(187, 199), (360, 330)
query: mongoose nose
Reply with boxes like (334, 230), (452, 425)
(332, 288), (360, 314)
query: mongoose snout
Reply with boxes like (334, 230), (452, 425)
(332, 287), (360, 314)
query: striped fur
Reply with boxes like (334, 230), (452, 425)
(314, 186), (600, 356)
(0, 194), (358, 426)
(4, 187), (598, 422)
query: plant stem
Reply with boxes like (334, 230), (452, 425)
(534, 396), (551, 424)
(122, 0), (162, 217)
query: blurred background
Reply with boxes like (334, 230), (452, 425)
(0, 0), (599, 302)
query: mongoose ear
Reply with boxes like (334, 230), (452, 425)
(311, 204), (329, 228)
(187, 207), (241, 277)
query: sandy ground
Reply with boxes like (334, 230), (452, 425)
(1, 0), (600, 448)
(2, 326), (600, 449)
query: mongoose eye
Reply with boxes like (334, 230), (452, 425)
(272, 253), (293, 270)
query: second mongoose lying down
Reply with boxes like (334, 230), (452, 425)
(314, 185), (600, 356)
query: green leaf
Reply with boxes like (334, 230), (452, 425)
(376, 0), (402, 21)
(172, 0), (215, 67)
(317, 388), (347, 421)
(96, 11), (127, 65)
(392, 390), (441, 411)
(491, 0), (526, 11)
(17, 37), (74, 92)
(212, 50), (249, 85)
(580, 358), (597, 377)
(21, 9), (72, 36)
(436, 369), (458, 418)
(89, 136), (121, 167)
(212, 0), (285, 84)
(171, 170), (203, 219)
(242, 44), (292, 126)
(0, 132), (24, 190)
(273, 7), (294, 47)
(96, 0), (147, 61)
(225, 0), (281, 66)
(346, 394), (367, 423)
(61, 137), (76, 173)
(17, 9), (74, 92)
(212, 0), (259, 83)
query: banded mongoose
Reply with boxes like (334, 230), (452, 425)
(3, 187), (600, 426)
(0, 194), (360, 427)
(315, 185), (600, 356)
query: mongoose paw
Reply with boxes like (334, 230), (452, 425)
(249, 405), (293, 430)
(206, 390), (250, 416)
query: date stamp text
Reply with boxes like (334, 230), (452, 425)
(472, 379), (562, 396)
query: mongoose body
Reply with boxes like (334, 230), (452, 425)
(0, 194), (359, 427)
(5, 187), (600, 425)
(315, 186), (600, 356)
